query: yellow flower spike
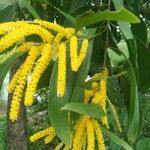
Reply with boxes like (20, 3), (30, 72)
(70, 36), (78, 71)
(7, 43), (41, 93)
(0, 24), (53, 52)
(54, 27), (75, 44)
(86, 119), (95, 150)
(34, 20), (74, 38)
(99, 68), (109, 128)
(107, 98), (122, 133)
(44, 131), (56, 144)
(70, 36), (89, 72)
(7, 67), (23, 93)
(0, 21), (29, 35)
(55, 142), (64, 150)
(84, 89), (94, 103)
(72, 117), (87, 150)
(65, 27), (75, 38)
(30, 127), (55, 143)
(91, 92), (100, 104)
(92, 120), (105, 150)
(57, 43), (66, 97)
(34, 19), (65, 32)
(9, 99), (20, 122)
(9, 46), (41, 122)
(92, 82), (99, 92)
(54, 33), (64, 44)
(24, 44), (52, 106)
(64, 145), (70, 150)
(78, 38), (89, 67)
(16, 42), (38, 52)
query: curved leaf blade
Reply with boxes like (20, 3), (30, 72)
(76, 8), (140, 30)
(61, 102), (105, 118)
(101, 126), (133, 150)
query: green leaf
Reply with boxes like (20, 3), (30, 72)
(118, 51), (140, 143)
(136, 138), (150, 150)
(0, 0), (14, 11)
(131, 18), (150, 91)
(0, 3), (17, 22)
(76, 8), (140, 30)
(37, 62), (54, 90)
(61, 102), (105, 118)
(48, 62), (71, 147)
(19, 0), (40, 19)
(101, 126), (133, 150)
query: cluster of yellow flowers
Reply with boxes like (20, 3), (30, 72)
(30, 116), (105, 150)
(0, 20), (121, 149)
(85, 68), (109, 128)
(30, 127), (69, 150)
(30, 127), (55, 144)
(84, 69), (122, 133)
(73, 116), (105, 150)
(0, 20), (89, 122)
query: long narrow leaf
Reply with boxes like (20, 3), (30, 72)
(101, 126), (133, 150)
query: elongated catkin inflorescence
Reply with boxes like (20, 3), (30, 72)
(72, 117), (87, 150)
(0, 25), (53, 52)
(54, 142), (64, 150)
(30, 127), (55, 143)
(0, 21), (28, 35)
(24, 44), (52, 106)
(92, 120), (105, 150)
(9, 46), (41, 121)
(70, 36), (89, 72)
(86, 119), (95, 150)
(99, 68), (109, 128)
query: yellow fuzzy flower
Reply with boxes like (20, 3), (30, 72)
(84, 89), (94, 103)
(55, 142), (64, 150)
(92, 120), (105, 150)
(57, 43), (66, 97)
(107, 98), (122, 133)
(44, 132), (56, 144)
(99, 68), (109, 128)
(92, 82), (99, 92)
(70, 36), (89, 72)
(16, 42), (38, 52)
(9, 46), (41, 122)
(24, 44), (52, 106)
(0, 21), (28, 35)
(34, 20), (75, 39)
(64, 145), (70, 150)
(30, 127), (55, 143)
(86, 119), (95, 150)
(72, 117), (87, 150)
(70, 36), (78, 71)
(9, 98), (20, 122)
(78, 38), (89, 68)
(0, 24), (53, 52)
